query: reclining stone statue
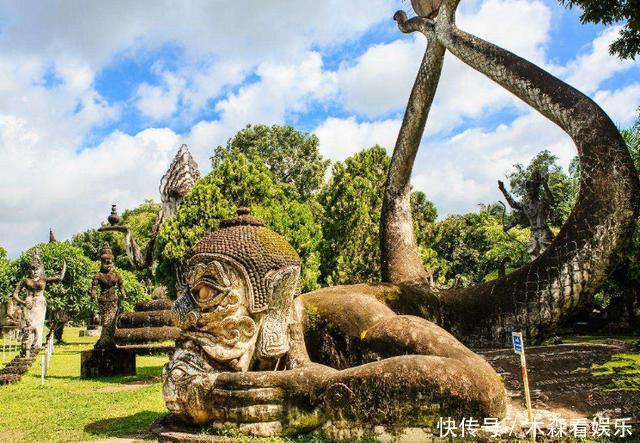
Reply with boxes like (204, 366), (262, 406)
(163, 208), (505, 437)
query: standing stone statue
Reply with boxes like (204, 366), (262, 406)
(90, 242), (126, 349)
(498, 171), (555, 259)
(10, 248), (66, 349)
(19, 319), (36, 358)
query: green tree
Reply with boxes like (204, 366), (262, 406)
(0, 246), (14, 303)
(12, 242), (147, 334)
(157, 150), (323, 293)
(319, 147), (440, 285)
(559, 0), (640, 60)
(432, 208), (529, 286)
(212, 124), (330, 201)
(319, 146), (390, 285)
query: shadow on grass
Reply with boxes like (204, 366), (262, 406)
(42, 364), (165, 383)
(84, 410), (163, 438)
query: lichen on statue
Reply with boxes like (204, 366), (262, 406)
(163, 208), (506, 437)
(90, 242), (126, 349)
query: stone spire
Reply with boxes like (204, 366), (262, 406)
(49, 228), (57, 243)
(159, 144), (200, 219)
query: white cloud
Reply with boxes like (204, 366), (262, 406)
(594, 84), (640, 125)
(564, 27), (640, 94)
(336, 0), (551, 127)
(315, 117), (400, 162)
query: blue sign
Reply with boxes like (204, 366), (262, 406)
(512, 332), (523, 354)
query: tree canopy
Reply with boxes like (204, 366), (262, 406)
(560, 0), (640, 60)
(212, 124), (330, 201)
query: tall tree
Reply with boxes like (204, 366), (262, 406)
(212, 124), (330, 201)
(559, 0), (640, 60)
(320, 147), (440, 285)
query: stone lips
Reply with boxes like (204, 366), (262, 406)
(185, 213), (300, 313)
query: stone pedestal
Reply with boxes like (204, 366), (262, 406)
(81, 348), (136, 378)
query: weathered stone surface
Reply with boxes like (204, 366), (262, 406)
(80, 348), (136, 378)
(9, 248), (65, 349)
(90, 242), (126, 349)
(381, 1), (640, 349)
(115, 326), (180, 344)
(118, 310), (174, 328)
(135, 299), (174, 312)
(161, 209), (506, 438)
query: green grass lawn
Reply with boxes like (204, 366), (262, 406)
(0, 327), (167, 442)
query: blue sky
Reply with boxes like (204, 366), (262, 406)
(0, 0), (638, 257)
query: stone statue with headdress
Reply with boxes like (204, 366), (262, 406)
(90, 242), (126, 349)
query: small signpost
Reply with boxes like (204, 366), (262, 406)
(512, 332), (534, 424)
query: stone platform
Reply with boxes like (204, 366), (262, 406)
(80, 347), (136, 378)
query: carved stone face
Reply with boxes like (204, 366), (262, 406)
(180, 257), (259, 371)
(101, 257), (114, 273)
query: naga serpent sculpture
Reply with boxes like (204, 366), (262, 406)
(376, 0), (640, 347)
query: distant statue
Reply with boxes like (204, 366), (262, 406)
(99, 145), (200, 271)
(10, 248), (66, 349)
(498, 171), (555, 259)
(90, 242), (126, 349)
(19, 319), (36, 358)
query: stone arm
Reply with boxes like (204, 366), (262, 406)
(90, 276), (99, 304)
(99, 209), (163, 271)
(498, 180), (523, 210)
(11, 279), (26, 305)
(118, 275), (127, 300)
(503, 216), (520, 233)
(380, 8), (446, 285)
(45, 260), (66, 283)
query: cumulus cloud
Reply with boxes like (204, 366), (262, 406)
(0, 0), (638, 258)
(315, 117), (400, 162)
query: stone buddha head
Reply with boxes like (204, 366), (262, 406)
(172, 208), (301, 372)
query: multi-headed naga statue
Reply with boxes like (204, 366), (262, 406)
(90, 242), (127, 349)
(9, 248), (66, 348)
(498, 172), (555, 259)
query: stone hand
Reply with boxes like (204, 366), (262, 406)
(210, 364), (335, 436)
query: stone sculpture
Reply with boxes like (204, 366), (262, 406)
(19, 319), (35, 358)
(9, 248), (66, 349)
(99, 144), (200, 271)
(374, 0), (640, 346)
(81, 241), (135, 378)
(161, 208), (505, 437)
(498, 173), (555, 259)
(90, 242), (127, 349)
